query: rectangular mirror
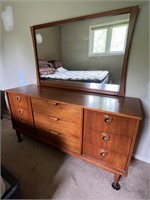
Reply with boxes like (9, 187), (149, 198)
(31, 6), (139, 96)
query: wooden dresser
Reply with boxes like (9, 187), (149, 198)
(6, 84), (142, 190)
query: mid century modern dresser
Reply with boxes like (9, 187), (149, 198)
(6, 84), (142, 190)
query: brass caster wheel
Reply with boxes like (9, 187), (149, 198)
(112, 182), (121, 190)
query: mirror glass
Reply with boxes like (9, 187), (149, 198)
(31, 6), (139, 96)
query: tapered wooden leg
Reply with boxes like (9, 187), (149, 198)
(112, 173), (121, 190)
(16, 131), (23, 142)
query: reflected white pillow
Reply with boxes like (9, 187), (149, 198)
(57, 67), (67, 73)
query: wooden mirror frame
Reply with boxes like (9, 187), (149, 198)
(30, 5), (139, 96)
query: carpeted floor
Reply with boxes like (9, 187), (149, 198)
(1, 117), (150, 199)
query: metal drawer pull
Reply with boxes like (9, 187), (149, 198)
(18, 109), (23, 115)
(50, 130), (60, 136)
(101, 133), (110, 142)
(49, 116), (59, 121)
(104, 115), (112, 124)
(16, 96), (21, 102)
(100, 151), (108, 158)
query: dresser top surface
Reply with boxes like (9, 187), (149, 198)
(6, 84), (142, 119)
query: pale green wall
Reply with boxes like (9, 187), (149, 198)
(126, 1), (150, 162)
(1, 0), (150, 162)
(36, 26), (62, 61)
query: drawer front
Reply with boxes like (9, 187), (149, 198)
(36, 130), (81, 154)
(8, 93), (31, 109)
(11, 106), (33, 125)
(84, 109), (137, 138)
(8, 92), (34, 134)
(31, 98), (82, 125)
(84, 129), (132, 155)
(83, 143), (128, 171)
(34, 112), (82, 140)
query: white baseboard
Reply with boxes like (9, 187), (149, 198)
(133, 153), (150, 164)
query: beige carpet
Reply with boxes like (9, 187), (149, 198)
(1, 117), (150, 199)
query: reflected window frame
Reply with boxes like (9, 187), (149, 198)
(88, 19), (129, 57)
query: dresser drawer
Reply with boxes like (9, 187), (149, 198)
(84, 110), (137, 138)
(31, 98), (82, 125)
(10, 106), (33, 124)
(33, 112), (82, 140)
(83, 143), (128, 171)
(36, 129), (81, 154)
(84, 129), (132, 155)
(8, 93), (31, 109)
(8, 93), (34, 134)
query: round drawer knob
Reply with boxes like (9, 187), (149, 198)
(100, 151), (108, 158)
(18, 109), (23, 115)
(104, 115), (112, 124)
(102, 136), (107, 141)
(102, 135), (108, 141)
(16, 96), (21, 102)
(101, 133), (110, 142)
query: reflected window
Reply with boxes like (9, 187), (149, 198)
(110, 24), (128, 52)
(93, 29), (107, 53)
(89, 19), (129, 56)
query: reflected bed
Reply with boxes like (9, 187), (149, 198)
(39, 59), (109, 83)
(40, 67), (109, 83)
